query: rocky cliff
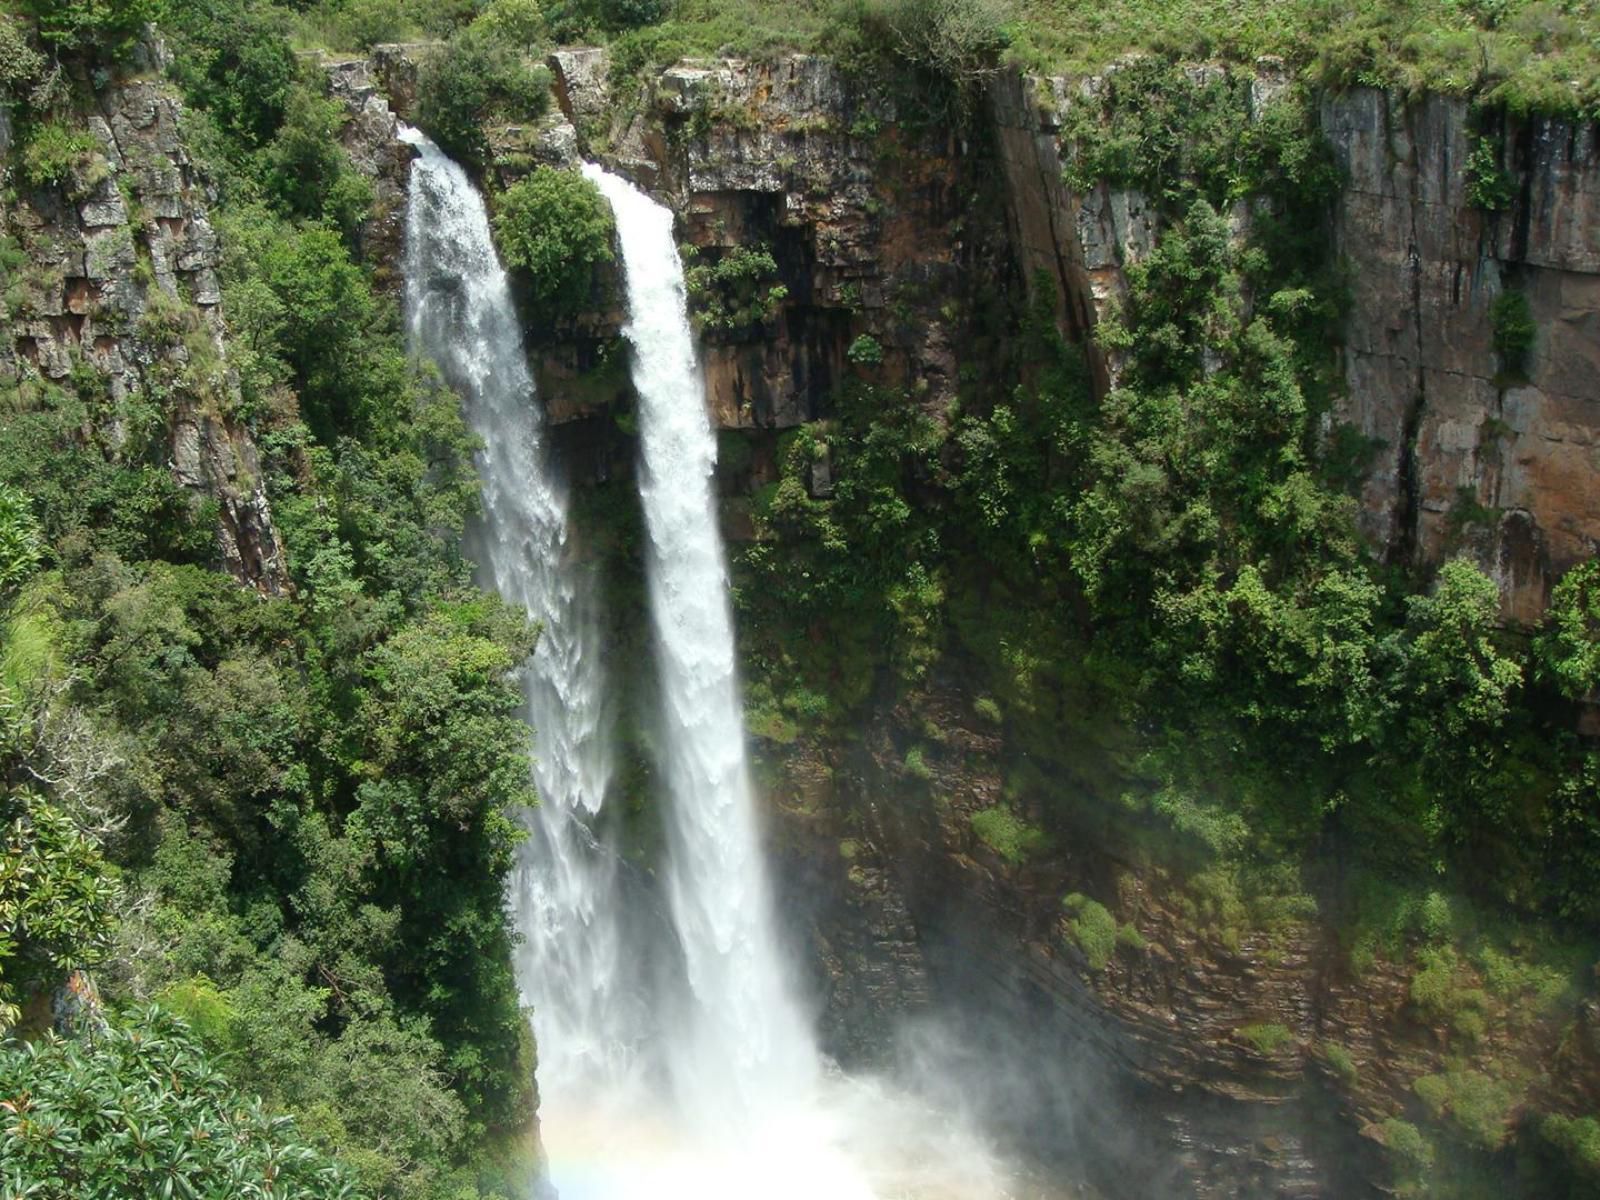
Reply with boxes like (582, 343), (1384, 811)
(0, 51), (287, 593)
(327, 47), (1600, 1198)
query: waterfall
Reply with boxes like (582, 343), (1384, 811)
(399, 129), (645, 1114)
(401, 132), (1029, 1200)
(581, 165), (817, 1124)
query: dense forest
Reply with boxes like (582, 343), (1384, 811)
(1, 0), (1599, 1196)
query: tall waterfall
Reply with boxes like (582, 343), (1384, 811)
(581, 165), (817, 1122)
(399, 129), (643, 1109)
(402, 133), (1025, 1200)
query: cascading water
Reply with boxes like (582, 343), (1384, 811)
(402, 129), (1031, 1200)
(581, 164), (816, 1122)
(584, 165), (1021, 1200)
(399, 129), (646, 1119)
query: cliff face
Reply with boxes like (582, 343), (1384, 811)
(988, 69), (1600, 625)
(1325, 91), (1600, 623)
(330, 50), (1600, 1198)
(1, 60), (287, 593)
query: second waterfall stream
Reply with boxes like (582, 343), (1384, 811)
(403, 130), (1020, 1200)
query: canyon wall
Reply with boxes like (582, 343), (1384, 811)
(1, 48), (287, 593)
(323, 49), (1600, 1198)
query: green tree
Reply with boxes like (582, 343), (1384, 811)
(0, 789), (117, 1030)
(493, 168), (615, 319)
(0, 1008), (363, 1199)
(1537, 560), (1600, 700)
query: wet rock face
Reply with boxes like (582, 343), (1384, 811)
(1321, 90), (1600, 623)
(551, 51), (997, 433)
(989, 71), (1600, 623)
(1, 73), (287, 594)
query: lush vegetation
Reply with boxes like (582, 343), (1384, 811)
(1, 4), (542, 1197)
(494, 168), (616, 319)
(725, 60), (1600, 1195)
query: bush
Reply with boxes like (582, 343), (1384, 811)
(856, 0), (1009, 85)
(164, 0), (297, 147)
(0, 484), (44, 597)
(415, 27), (551, 165)
(1236, 1022), (1293, 1055)
(847, 333), (884, 366)
(19, 122), (105, 196)
(683, 244), (788, 331)
(1466, 134), (1516, 211)
(1062, 893), (1117, 970)
(493, 167), (615, 319)
(17, 0), (160, 55)
(1492, 287), (1536, 376)
(0, 1008), (361, 1199)
(970, 806), (1046, 863)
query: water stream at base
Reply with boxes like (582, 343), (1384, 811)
(402, 131), (1028, 1200)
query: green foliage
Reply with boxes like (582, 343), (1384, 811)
(1536, 561), (1600, 699)
(1323, 1041), (1359, 1083)
(0, 789), (118, 1029)
(476, 0), (548, 45)
(683, 243), (788, 331)
(1062, 60), (1341, 214)
(858, 0), (1010, 84)
(493, 168), (615, 319)
(164, 0), (298, 147)
(1412, 1068), (1520, 1150)
(1541, 1114), (1600, 1181)
(1382, 1117), (1436, 1195)
(415, 28), (552, 165)
(18, 122), (105, 197)
(263, 87), (375, 236)
(970, 806), (1046, 863)
(16, 0), (160, 55)
(1491, 287), (1536, 376)
(1061, 893), (1117, 970)
(846, 333), (884, 366)
(1466, 134), (1517, 211)
(0, 1008), (362, 1199)
(0, 485), (43, 598)
(1236, 1022), (1293, 1055)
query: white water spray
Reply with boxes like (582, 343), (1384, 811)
(401, 133), (1033, 1200)
(582, 164), (817, 1122)
(584, 165), (1021, 1200)
(400, 129), (645, 1110)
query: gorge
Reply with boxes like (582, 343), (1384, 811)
(3, 3), (1600, 1200)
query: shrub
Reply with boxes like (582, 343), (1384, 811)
(19, 122), (105, 196)
(1382, 1118), (1435, 1187)
(415, 27), (552, 164)
(1323, 1041), (1359, 1083)
(1062, 893), (1117, 970)
(476, 0), (547, 45)
(1537, 561), (1600, 700)
(1236, 1022), (1293, 1055)
(164, 0), (297, 146)
(859, 0), (1009, 85)
(1413, 1069), (1519, 1150)
(973, 695), (1002, 723)
(17, 0), (160, 55)
(847, 333), (884, 366)
(970, 806), (1045, 863)
(684, 243), (788, 331)
(1466, 135), (1516, 211)
(0, 1008), (360, 1198)
(0, 484), (44, 597)
(493, 167), (614, 318)
(1492, 287), (1537, 376)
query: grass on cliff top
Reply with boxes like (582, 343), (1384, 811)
(1005, 0), (1600, 115)
(271, 0), (1600, 117)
